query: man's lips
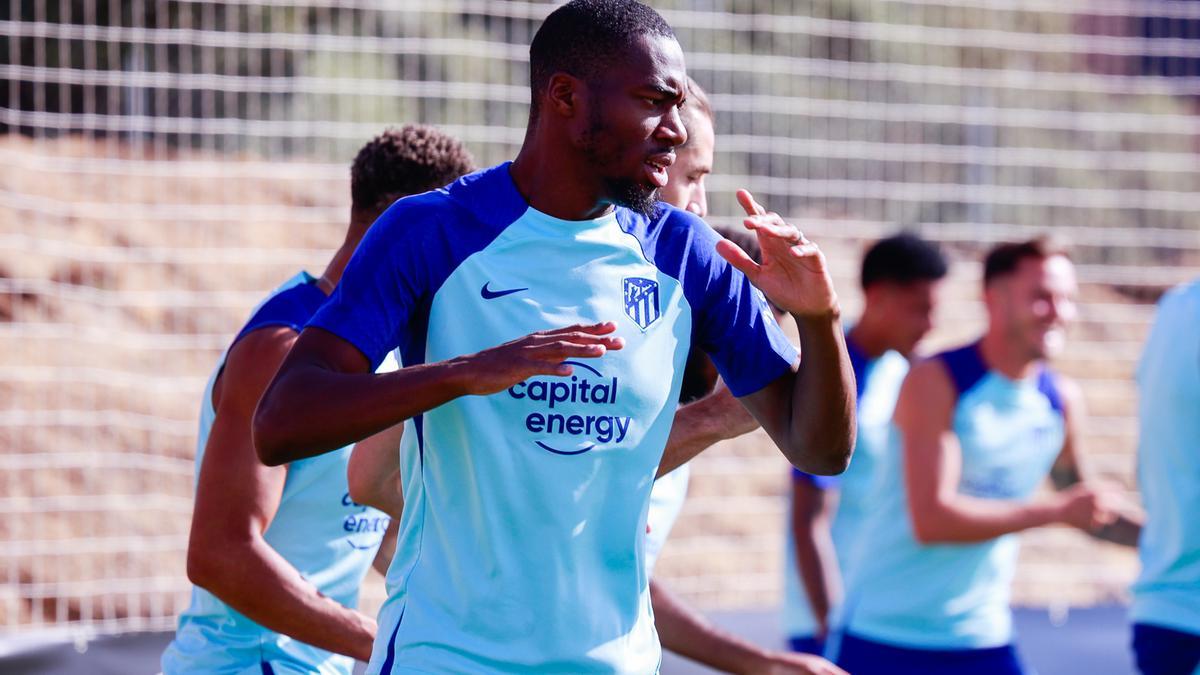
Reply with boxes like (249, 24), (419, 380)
(644, 151), (675, 188)
(645, 151), (676, 171)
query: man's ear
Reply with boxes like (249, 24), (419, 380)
(982, 280), (1004, 310)
(546, 72), (582, 119)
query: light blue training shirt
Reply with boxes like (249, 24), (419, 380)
(783, 333), (910, 640)
(840, 342), (1065, 649)
(1131, 279), (1200, 637)
(162, 272), (391, 675)
(307, 163), (797, 674)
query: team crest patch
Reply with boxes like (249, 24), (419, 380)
(623, 277), (660, 330)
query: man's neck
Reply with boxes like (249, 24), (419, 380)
(847, 312), (892, 360)
(316, 218), (370, 295)
(510, 127), (613, 221)
(978, 329), (1039, 380)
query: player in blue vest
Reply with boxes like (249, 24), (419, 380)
(252, 1), (857, 671)
(834, 239), (1140, 675)
(161, 126), (476, 675)
(784, 233), (947, 656)
(1130, 278), (1200, 675)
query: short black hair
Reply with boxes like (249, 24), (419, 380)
(350, 125), (476, 213)
(529, 0), (675, 118)
(983, 238), (1069, 287)
(860, 232), (949, 290)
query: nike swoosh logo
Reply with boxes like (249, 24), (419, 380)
(481, 282), (528, 300)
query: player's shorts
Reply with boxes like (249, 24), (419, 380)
(788, 635), (826, 656)
(835, 632), (1028, 675)
(1133, 622), (1200, 675)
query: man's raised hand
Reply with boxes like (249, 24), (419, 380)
(454, 322), (624, 396)
(715, 190), (840, 320)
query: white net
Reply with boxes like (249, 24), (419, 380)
(2, 0), (1197, 636)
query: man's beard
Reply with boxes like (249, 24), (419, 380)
(579, 107), (660, 219)
(604, 176), (659, 219)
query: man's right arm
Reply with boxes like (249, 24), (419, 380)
(790, 478), (839, 639)
(901, 360), (1112, 545)
(254, 323), (624, 465)
(188, 328), (376, 661)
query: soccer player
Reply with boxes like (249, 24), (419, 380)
(252, 1), (857, 671)
(784, 233), (947, 656)
(1130, 278), (1200, 675)
(833, 239), (1139, 675)
(160, 126), (476, 674)
(344, 77), (845, 675)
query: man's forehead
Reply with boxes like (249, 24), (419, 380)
(1014, 254), (1076, 287)
(620, 33), (687, 91)
(1043, 255), (1078, 290)
(895, 278), (941, 295)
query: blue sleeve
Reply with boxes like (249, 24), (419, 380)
(307, 196), (443, 370)
(675, 216), (799, 397)
(792, 466), (840, 490)
(938, 342), (988, 399)
(1036, 367), (1064, 415)
(618, 207), (798, 397)
(231, 280), (327, 347)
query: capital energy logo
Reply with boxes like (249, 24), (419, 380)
(961, 470), (1012, 499)
(508, 360), (632, 455)
(341, 492), (390, 550)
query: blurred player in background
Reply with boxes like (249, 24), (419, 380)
(1130, 278), (1200, 675)
(161, 126), (475, 674)
(835, 239), (1141, 675)
(784, 233), (947, 655)
(252, 1), (856, 671)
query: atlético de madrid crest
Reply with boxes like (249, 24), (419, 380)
(623, 277), (660, 330)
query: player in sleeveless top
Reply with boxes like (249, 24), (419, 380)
(1130, 278), (1200, 675)
(834, 239), (1141, 675)
(161, 127), (475, 675)
(253, 2), (856, 672)
(784, 233), (947, 656)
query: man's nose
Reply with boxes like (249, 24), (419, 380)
(658, 105), (688, 147)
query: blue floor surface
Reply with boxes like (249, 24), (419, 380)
(0, 605), (1137, 674)
(663, 605), (1138, 674)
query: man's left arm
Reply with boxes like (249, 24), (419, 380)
(1049, 377), (1142, 547)
(718, 190), (855, 476)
